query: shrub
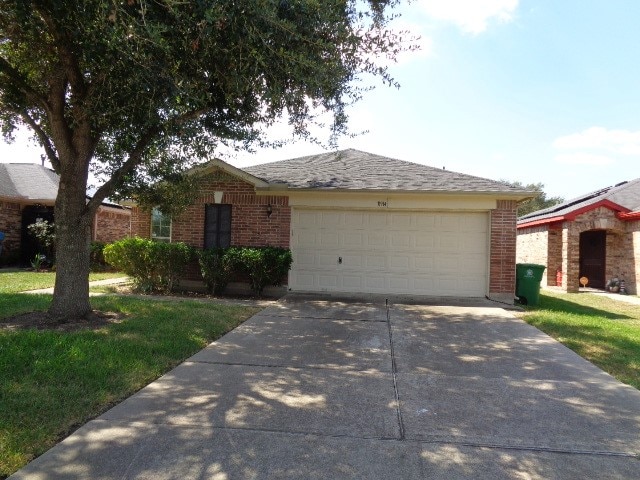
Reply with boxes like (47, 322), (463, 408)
(197, 248), (234, 294)
(233, 247), (293, 295)
(90, 242), (108, 271)
(104, 238), (194, 293)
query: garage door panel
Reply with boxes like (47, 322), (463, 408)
(389, 255), (411, 270)
(390, 232), (412, 249)
(319, 232), (339, 247)
(344, 232), (364, 247)
(341, 254), (363, 268)
(297, 211), (318, 227)
(344, 212), (365, 227)
(367, 213), (388, 228)
(365, 255), (386, 270)
(296, 231), (317, 247)
(415, 234), (436, 249)
(366, 232), (387, 248)
(389, 276), (410, 290)
(365, 276), (386, 290)
(290, 209), (488, 296)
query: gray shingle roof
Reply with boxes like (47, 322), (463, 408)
(0, 163), (59, 201)
(518, 177), (640, 224)
(244, 149), (527, 194)
(0, 163), (126, 209)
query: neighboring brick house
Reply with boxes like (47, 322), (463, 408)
(131, 149), (532, 303)
(517, 178), (640, 294)
(0, 163), (131, 264)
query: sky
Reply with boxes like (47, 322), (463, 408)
(1, 0), (640, 200)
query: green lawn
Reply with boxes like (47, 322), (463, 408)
(0, 271), (125, 294)
(520, 291), (640, 390)
(0, 293), (260, 478)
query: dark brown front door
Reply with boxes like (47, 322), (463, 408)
(579, 230), (606, 289)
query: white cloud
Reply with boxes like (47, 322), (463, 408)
(555, 153), (615, 166)
(553, 127), (640, 156)
(418, 0), (519, 34)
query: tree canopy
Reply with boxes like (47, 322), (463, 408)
(0, 0), (411, 319)
(502, 180), (565, 217)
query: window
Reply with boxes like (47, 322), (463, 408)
(151, 207), (171, 242)
(204, 204), (231, 248)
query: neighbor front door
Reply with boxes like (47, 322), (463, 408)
(579, 230), (606, 289)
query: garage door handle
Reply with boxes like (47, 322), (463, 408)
(338, 257), (342, 264)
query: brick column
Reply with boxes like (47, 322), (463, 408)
(561, 224), (579, 292)
(489, 200), (517, 303)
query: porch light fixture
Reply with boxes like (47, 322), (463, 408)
(266, 204), (273, 217)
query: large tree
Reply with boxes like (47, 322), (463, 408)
(502, 181), (565, 217)
(0, 0), (408, 320)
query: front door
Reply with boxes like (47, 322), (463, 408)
(579, 230), (606, 289)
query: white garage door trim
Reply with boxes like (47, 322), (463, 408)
(289, 208), (489, 297)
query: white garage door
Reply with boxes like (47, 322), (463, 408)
(290, 209), (488, 297)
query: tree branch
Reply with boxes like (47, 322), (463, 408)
(34, 5), (87, 98)
(0, 56), (49, 111)
(86, 124), (161, 214)
(19, 111), (61, 171)
(86, 108), (210, 213)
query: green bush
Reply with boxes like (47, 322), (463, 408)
(104, 238), (194, 293)
(197, 248), (234, 294)
(233, 246), (293, 295)
(89, 242), (108, 271)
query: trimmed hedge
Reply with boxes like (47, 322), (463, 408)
(104, 238), (194, 293)
(105, 239), (293, 296)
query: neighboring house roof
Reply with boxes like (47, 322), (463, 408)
(244, 149), (531, 196)
(0, 163), (126, 209)
(518, 178), (640, 227)
(0, 163), (59, 202)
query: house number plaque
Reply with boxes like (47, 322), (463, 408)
(377, 201), (388, 207)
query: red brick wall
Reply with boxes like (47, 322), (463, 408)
(130, 205), (152, 238)
(489, 200), (517, 299)
(0, 200), (22, 261)
(93, 207), (131, 243)
(129, 169), (291, 249)
(516, 224), (563, 286)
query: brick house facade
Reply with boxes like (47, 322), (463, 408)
(130, 152), (529, 301)
(131, 169), (290, 248)
(517, 180), (640, 295)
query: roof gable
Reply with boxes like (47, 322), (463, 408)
(190, 158), (269, 188)
(244, 149), (530, 196)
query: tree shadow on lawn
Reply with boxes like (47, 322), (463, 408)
(530, 294), (635, 321)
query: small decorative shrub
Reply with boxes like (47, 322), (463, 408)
(197, 248), (234, 294)
(233, 246), (293, 295)
(27, 219), (56, 262)
(104, 238), (194, 293)
(30, 253), (47, 271)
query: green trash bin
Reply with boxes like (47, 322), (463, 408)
(516, 263), (546, 306)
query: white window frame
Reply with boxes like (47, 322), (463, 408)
(150, 207), (172, 242)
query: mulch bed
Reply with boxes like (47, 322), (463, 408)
(0, 310), (126, 332)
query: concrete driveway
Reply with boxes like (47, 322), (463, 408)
(10, 295), (640, 479)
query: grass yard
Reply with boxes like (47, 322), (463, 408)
(0, 270), (125, 294)
(519, 291), (640, 390)
(0, 293), (260, 478)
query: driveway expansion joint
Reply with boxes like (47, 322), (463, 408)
(386, 301), (406, 440)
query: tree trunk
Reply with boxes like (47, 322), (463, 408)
(48, 171), (93, 320)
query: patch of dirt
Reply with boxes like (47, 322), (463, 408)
(1, 310), (127, 332)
